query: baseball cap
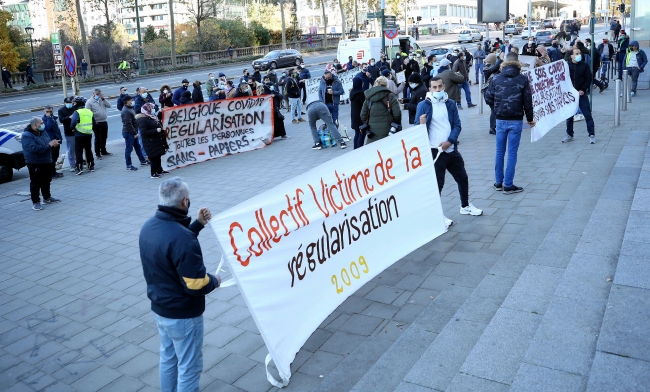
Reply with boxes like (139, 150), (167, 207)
(439, 59), (451, 67)
(182, 79), (189, 83)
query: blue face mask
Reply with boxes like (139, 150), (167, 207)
(94, 95), (100, 101)
(142, 92), (148, 98)
(66, 103), (73, 109)
(574, 55), (582, 62)
(39, 124), (45, 131)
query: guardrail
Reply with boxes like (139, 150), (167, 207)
(5, 35), (344, 86)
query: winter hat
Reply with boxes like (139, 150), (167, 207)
(408, 73), (422, 84)
(182, 79), (189, 83)
(484, 53), (497, 65)
(352, 76), (363, 90)
(439, 59), (451, 67)
(381, 69), (391, 77)
(218, 72), (226, 77)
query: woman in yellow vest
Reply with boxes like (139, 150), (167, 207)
(69, 98), (95, 175)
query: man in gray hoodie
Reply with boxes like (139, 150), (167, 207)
(85, 88), (112, 159)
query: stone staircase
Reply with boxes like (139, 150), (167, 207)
(324, 130), (650, 392)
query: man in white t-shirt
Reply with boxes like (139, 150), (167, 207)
(414, 76), (483, 231)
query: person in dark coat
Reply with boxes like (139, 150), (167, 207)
(262, 80), (289, 140)
(191, 80), (204, 103)
(136, 103), (168, 178)
(121, 95), (147, 171)
(41, 105), (63, 179)
(391, 54), (403, 74)
(172, 79), (190, 106)
(134, 87), (159, 114)
(563, 48), (595, 143)
(348, 77), (366, 149)
(360, 76), (402, 144)
(482, 53), (502, 134)
(25, 64), (37, 86)
(159, 84), (174, 108)
(403, 73), (428, 125)
(21, 117), (61, 210)
(117, 86), (128, 111)
(58, 96), (81, 171)
(2, 66), (13, 89)
(180, 91), (193, 105)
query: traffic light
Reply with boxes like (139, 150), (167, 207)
(417, 16), (422, 22)
(619, 3), (625, 12)
(573, 10), (577, 17)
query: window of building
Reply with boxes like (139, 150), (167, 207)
(151, 4), (164, 9)
(431, 6), (439, 17)
(421, 7), (429, 18)
(152, 15), (165, 20)
(440, 5), (447, 16)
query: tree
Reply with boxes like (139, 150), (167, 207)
(143, 25), (158, 44)
(0, 10), (22, 71)
(89, 0), (124, 73)
(336, 0), (347, 39)
(250, 21), (271, 46)
(279, 0), (287, 49)
(179, 0), (225, 54)
(168, 0), (176, 66)
(75, 0), (91, 71)
(158, 29), (169, 40)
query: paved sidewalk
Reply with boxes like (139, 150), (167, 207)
(0, 82), (647, 391)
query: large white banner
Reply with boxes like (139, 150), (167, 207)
(525, 61), (579, 142)
(304, 67), (361, 105)
(160, 96), (274, 170)
(210, 126), (446, 387)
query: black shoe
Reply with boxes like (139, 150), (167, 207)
(468, 104), (477, 108)
(599, 85), (606, 93)
(494, 183), (503, 191)
(503, 185), (524, 195)
(95, 155), (102, 160)
(340, 141), (347, 149)
(75, 168), (83, 175)
(151, 173), (161, 179)
(159, 170), (170, 175)
(102, 151), (112, 156)
(489, 129), (496, 135)
(89, 165), (95, 172)
(52, 172), (64, 179)
(312, 142), (323, 150)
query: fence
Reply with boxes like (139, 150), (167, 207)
(5, 35), (344, 87)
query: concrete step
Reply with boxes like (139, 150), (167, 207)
(341, 161), (596, 391)
(586, 132), (650, 390)
(392, 132), (649, 391)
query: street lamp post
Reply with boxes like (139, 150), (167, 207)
(291, 12), (297, 44)
(134, 0), (147, 74)
(24, 26), (36, 70)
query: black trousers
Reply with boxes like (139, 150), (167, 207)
(301, 83), (307, 104)
(149, 155), (162, 176)
(27, 163), (52, 203)
(92, 121), (109, 155)
(432, 148), (469, 208)
(50, 145), (60, 177)
(75, 135), (94, 169)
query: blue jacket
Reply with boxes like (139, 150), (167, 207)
(172, 86), (188, 106)
(41, 114), (62, 141)
(356, 72), (374, 90)
(318, 75), (344, 105)
(21, 125), (52, 164)
(139, 206), (219, 319)
(626, 42), (648, 72)
(134, 93), (158, 114)
(414, 96), (462, 149)
(116, 93), (127, 111)
(300, 67), (311, 79)
(547, 46), (563, 62)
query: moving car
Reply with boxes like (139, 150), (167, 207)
(0, 128), (26, 183)
(251, 49), (303, 70)
(457, 29), (483, 43)
(451, 25), (470, 34)
(542, 19), (554, 28)
(504, 24), (523, 34)
(534, 30), (555, 46)
(521, 26), (537, 38)
(337, 35), (422, 64)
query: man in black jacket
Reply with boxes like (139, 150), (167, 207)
(563, 48), (595, 144)
(420, 54), (436, 88)
(120, 95), (147, 170)
(483, 53), (502, 134)
(404, 73), (428, 125)
(140, 177), (221, 392)
(598, 38), (615, 80)
(484, 52), (535, 195)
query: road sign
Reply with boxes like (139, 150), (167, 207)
(64, 45), (77, 77)
(385, 15), (396, 26)
(51, 33), (62, 77)
(384, 29), (398, 39)
(366, 10), (384, 19)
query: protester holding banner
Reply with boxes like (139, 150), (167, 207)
(484, 52), (535, 195)
(563, 48), (596, 144)
(318, 71), (344, 126)
(360, 76), (402, 144)
(139, 176), (220, 392)
(137, 103), (169, 178)
(191, 80), (204, 103)
(233, 82), (253, 98)
(416, 76), (483, 231)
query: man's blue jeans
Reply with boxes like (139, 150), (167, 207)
(326, 102), (339, 125)
(154, 314), (204, 392)
(626, 67), (640, 93)
(475, 61), (484, 83)
(459, 80), (473, 106)
(566, 95), (595, 137)
(122, 132), (146, 167)
(495, 120), (523, 188)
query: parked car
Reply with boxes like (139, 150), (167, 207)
(252, 49), (303, 70)
(521, 26), (537, 38)
(542, 19), (554, 28)
(504, 24), (518, 34)
(534, 30), (555, 46)
(560, 19), (582, 31)
(457, 29), (483, 43)
(0, 128), (26, 183)
(451, 25), (470, 34)
(515, 24), (525, 33)
(530, 21), (540, 28)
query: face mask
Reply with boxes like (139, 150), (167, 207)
(39, 124), (45, 130)
(142, 92), (148, 98)
(369, 62), (374, 66)
(362, 68), (367, 72)
(66, 103), (73, 109)
(282, 73), (286, 76)
(574, 55), (582, 62)
(529, 41), (534, 44)
(127, 102), (133, 106)
(164, 89), (169, 94)
(211, 76), (214, 80)
(122, 90), (127, 94)
(409, 56), (413, 60)
(94, 96), (100, 101)
(431, 91), (445, 100)
(409, 83), (418, 89)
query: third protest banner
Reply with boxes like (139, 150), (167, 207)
(210, 126), (446, 387)
(525, 60), (579, 142)
(161, 95), (274, 170)
(304, 67), (361, 105)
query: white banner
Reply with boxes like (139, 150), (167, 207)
(304, 67), (361, 105)
(210, 126), (445, 387)
(396, 71), (406, 84)
(160, 96), (274, 170)
(518, 55), (538, 72)
(524, 61), (579, 142)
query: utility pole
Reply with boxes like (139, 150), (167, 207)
(354, 0), (358, 37)
(134, 0), (146, 74)
(590, 0), (595, 110)
(381, 0), (386, 55)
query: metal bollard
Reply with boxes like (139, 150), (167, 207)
(479, 73), (483, 114)
(627, 74), (633, 103)
(622, 70), (628, 111)
(615, 79), (621, 126)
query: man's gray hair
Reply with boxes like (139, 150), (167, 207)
(30, 117), (42, 127)
(93, 88), (102, 94)
(159, 176), (190, 207)
(44, 105), (53, 110)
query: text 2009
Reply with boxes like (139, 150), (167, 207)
(331, 256), (369, 294)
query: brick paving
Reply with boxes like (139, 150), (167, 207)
(0, 81), (648, 391)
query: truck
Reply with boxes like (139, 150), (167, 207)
(337, 36), (424, 65)
(0, 128), (26, 183)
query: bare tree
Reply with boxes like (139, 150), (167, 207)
(180, 0), (225, 54)
(279, 0), (287, 49)
(89, 0), (122, 73)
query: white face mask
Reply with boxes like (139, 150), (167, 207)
(164, 89), (169, 94)
(409, 83), (419, 89)
(430, 91), (445, 100)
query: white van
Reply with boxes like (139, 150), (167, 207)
(337, 36), (423, 64)
(0, 128), (26, 183)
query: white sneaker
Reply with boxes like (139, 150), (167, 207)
(460, 203), (483, 216)
(444, 216), (453, 233)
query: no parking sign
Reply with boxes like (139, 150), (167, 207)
(384, 29), (398, 39)
(64, 46), (77, 77)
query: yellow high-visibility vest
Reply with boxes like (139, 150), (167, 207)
(75, 108), (94, 134)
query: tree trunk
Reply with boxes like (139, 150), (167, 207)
(321, 0), (327, 47)
(338, 0), (347, 39)
(168, 0), (176, 66)
(104, 1), (114, 74)
(75, 0), (91, 70)
(197, 21), (203, 54)
(280, 0), (287, 49)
